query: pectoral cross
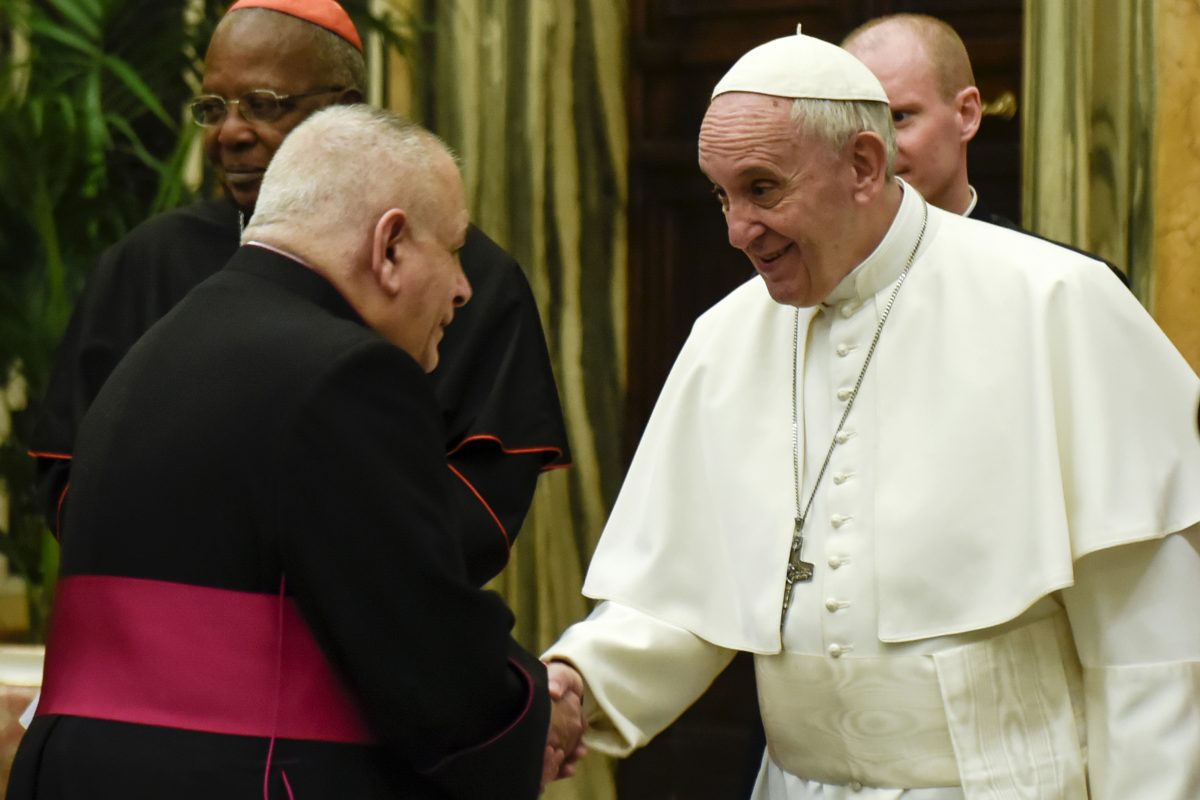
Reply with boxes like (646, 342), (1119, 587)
(781, 516), (814, 625)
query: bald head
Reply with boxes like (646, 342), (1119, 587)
(246, 105), (458, 247)
(245, 106), (471, 371)
(842, 14), (982, 213)
(844, 14), (974, 101)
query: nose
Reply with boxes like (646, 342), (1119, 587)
(214, 107), (257, 149)
(725, 201), (765, 251)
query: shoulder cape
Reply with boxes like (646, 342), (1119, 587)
(582, 209), (1200, 652)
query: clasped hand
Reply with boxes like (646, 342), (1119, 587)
(541, 660), (588, 790)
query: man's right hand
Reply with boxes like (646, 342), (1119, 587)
(541, 660), (588, 788)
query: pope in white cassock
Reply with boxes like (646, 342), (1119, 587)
(543, 28), (1200, 800)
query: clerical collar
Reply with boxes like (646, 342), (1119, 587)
(823, 178), (927, 306)
(244, 240), (317, 271)
(963, 185), (979, 217)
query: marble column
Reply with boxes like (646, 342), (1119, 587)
(1153, 0), (1200, 372)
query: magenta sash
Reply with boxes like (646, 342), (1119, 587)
(38, 575), (374, 743)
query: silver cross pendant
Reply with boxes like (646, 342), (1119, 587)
(781, 517), (814, 617)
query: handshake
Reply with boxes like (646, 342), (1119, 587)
(541, 660), (588, 790)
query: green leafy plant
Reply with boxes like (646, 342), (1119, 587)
(0, 0), (220, 638)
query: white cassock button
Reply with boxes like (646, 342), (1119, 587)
(836, 343), (853, 357)
(830, 514), (851, 528)
(834, 431), (852, 444)
(836, 388), (852, 402)
(827, 643), (846, 658)
(832, 472), (849, 485)
(828, 555), (844, 569)
(849, 780), (864, 791)
(839, 302), (859, 318)
(825, 598), (842, 612)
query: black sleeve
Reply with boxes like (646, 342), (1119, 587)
(431, 227), (571, 577)
(30, 203), (240, 536)
(30, 242), (156, 535)
(446, 448), (544, 585)
(276, 340), (548, 800)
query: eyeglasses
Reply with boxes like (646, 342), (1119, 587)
(188, 87), (345, 127)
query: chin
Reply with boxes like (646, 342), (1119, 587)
(762, 278), (819, 309)
(221, 183), (259, 216)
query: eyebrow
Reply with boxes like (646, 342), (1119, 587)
(700, 164), (781, 184)
(730, 167), (782, 184)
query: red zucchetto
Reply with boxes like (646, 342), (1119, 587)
(227, 0), (363, 51)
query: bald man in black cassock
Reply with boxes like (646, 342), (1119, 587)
(30, 0), (569, 587)
(8, 106), (565, 800)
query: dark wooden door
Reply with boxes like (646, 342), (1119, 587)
(620, 2), (1023, 797)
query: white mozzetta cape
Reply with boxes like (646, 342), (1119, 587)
(582, 204), (1200, 653)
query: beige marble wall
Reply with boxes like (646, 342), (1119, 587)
(1153, 0), (1200, 372)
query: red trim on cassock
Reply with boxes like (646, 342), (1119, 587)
(421, 657), (537, 774)
(28, 450), (72, 460)
(445, 434), (566, 468)
(54, 482), (69, 541)
(26, 451), (73, 539)
(447, 464), (510, 549)
(38, 575), (373, 744)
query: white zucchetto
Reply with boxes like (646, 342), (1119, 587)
(712, 24), (888, 103)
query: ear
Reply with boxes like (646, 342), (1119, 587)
(847, 130), (889, 204)
(955, 86), (982, 144)
(371, 208), (409, 296)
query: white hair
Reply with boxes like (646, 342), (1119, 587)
(244, 105), (455, 242)
(790, 98), (896, 179)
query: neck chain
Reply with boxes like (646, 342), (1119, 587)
(780, 199), (928, 631)
(239, 210), (246, 235)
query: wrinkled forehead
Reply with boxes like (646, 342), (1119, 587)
(699, 94), (798, 164)
(203, 11), (324, 90)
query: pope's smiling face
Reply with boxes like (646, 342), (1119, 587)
(699, 92), (867, 308)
